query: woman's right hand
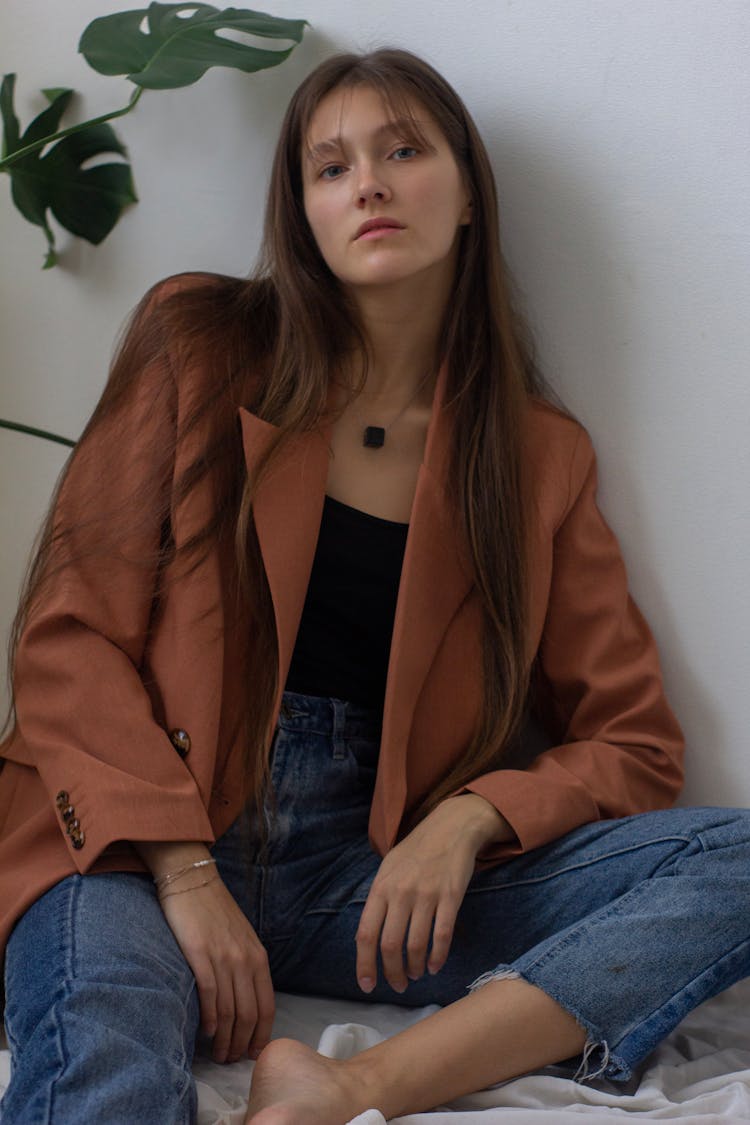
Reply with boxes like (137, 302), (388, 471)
(159, 874), (275, 1063)
(136, 842), (275, 1064)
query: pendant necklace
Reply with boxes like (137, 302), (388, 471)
(355, 370), (433, 449)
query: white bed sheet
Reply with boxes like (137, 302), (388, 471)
(195, 977), (750, 1124)
(2, 978), (749, 1122)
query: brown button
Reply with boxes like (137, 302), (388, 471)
(169, 729), (191, 758)
(56, 790), (70, 808)
(71, 832), (85, 850)
(61, 805), (75, 822)
(66, 818), (81, 835)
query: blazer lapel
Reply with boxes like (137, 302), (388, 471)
(237, 407), (330, 723)
(238, 361), (474, 848)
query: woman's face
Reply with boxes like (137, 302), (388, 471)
(301, 84), (472, 296)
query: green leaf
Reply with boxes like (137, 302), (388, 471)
(79, 3), (307, 90)
(19, 87), (75, 149)
(5, 85), (136, 263)
(41, 86), (75, 103)
(42, 126), (138, 243)
(1, 74), (21, 159)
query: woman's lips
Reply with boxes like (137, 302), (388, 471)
(357, 225), (405, 240)
(354, 218), (405, 239)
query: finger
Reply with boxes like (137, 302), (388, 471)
(192, 954), (218, 1038)
(427, 896), (460, 975)
(227, 961), (258, 1063)
(210, 963), (236, 1064)
(379, 899), (414, 993)
(248, 960), (276, 1058)
(405, 902), (436, 981)
(355, 893), (387, 992)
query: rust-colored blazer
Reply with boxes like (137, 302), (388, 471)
(0, 278), (684, 961)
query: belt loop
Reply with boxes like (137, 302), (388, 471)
(331, 698), (347, 759)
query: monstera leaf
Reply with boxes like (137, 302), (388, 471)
(0, 4), (307, 271)
(0, 4), (306, 449)
(79, 3), (307, 89)
(1, 75), (137, 269)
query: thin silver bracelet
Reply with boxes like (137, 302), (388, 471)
(158, 874), (218, 900)
(154, 857), (217, 892)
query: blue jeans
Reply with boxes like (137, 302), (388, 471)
(3, 689), (750, 1122)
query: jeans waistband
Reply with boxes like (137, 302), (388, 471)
(279, 689), (383, 740)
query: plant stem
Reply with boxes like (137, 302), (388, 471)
(0, 419), (75, 448)
(0, 85), (144, 170)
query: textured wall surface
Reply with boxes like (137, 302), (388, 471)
(1, 0), (748, 804)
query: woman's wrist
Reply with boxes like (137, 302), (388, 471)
(447, 793), (517, 849)
(134, 840), (213, 881)
(134, 841), (221, 900)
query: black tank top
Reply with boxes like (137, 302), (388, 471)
(284, 494), (409, 710)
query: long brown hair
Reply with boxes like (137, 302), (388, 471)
(4, 48), (553, 835)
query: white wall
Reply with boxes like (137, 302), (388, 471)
(1, 0), (748, 805)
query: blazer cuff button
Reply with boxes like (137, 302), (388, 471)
(169, 729), (191, 757)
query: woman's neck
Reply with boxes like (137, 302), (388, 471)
(345, 272), (452, 404)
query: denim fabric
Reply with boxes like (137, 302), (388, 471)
(2, 872), (199, 1124)
(3, 688), (750, 1121)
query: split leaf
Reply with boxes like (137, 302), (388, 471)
(79, 3), (307, 90)
(1, 75), (136, 267)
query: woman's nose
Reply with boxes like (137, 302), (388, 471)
(356, 166), (392, 205)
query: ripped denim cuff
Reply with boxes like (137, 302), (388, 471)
(466, 964), (632, 1085)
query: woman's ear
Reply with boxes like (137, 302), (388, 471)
(459, 191), (473, 226)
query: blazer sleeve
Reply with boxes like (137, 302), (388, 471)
(463, 425), (685, 864)
(4, 278), (215, 872)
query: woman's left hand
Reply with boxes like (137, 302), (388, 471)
(355, 793), (514, 994)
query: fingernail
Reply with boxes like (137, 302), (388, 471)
(392, 981), (407, 994)
(358, 976), (375, 992)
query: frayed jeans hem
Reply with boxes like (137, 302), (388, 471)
(466, 964), (632, 1085)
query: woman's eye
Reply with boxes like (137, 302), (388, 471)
(392, 146), (418, 160)
(320, 164), (345, 180)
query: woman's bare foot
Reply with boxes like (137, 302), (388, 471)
(244, 1037), (379, 1125)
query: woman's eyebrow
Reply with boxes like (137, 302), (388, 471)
(305, 117), (432, 165)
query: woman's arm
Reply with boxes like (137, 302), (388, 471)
(6, 277), (277, 1060)
(8, 278), (216, 870)
(462, 424), (685, 864)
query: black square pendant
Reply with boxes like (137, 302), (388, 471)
(363, 426), (385, 448)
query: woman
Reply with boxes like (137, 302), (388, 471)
(1, 48), (748, 1125)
